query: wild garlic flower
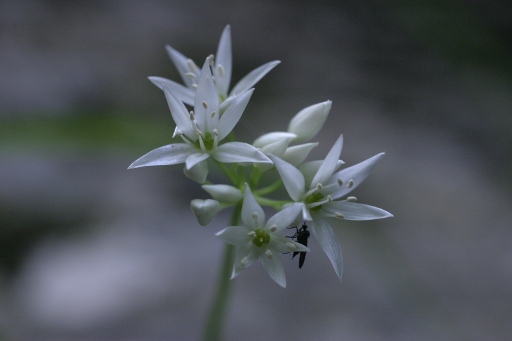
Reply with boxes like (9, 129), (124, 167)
(128, 58), (271, 183)
(149, 25), (280, 106)
(215, 184), (308, 287)
(269, 134), (393, 279)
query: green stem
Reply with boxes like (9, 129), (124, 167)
(253, 179), (283, 196)
(202, 204), (241, 341)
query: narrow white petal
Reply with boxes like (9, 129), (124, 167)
(212, 142), (271, 163)
(230, 60), (281, 96)
(215, 25), (232, 98)
(148, 77), (195, 106)
(165, 45), (198, 87)
(311, 134), (343, 188)
(128, 144), (195, 169)
(265, 204), (303, 232)
(253, 132), (297, 149)
(241, 184), (265, 229)
(300, 160), (344, 187)
(287, 100), (331, 143)
(260, 251), (286, 288)
(185, 152), (210, 170)
(183, 159), (209, 184)
(215, 226), (252, 246)
(323, 201), (393, 220)
(309, 217), (343, 280)
(194, 58), (219, 132)
(163, 86), (197, 140)
(216, 89), (254, 140)
(330, 153), (385, 199)
(268, 155), (305, 202)
(282, 142), (318, 166)
(231, 244), (259, 279)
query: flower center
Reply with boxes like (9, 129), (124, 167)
(304, 192), (325, 211)
(252, 228), (270, 247)
(196, 132), (215, 151)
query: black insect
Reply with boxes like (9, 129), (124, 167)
(288, 223), (310, 268)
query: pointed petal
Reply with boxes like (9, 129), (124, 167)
(330, 153), (385, 199)
(300, 160), (344, 187)
(163, 86), (197, 140)
(194, 58), (219, 132)
(310, 134), (343, 188)
(183, 159), (209, 184)
(260, 250), (286, 287)
(253, 132), (297, 149)
(149, 76), (195, 106)
(185, 152), (210, 170)
(259, 135), (293, 157)
(282, 142), (318, 166)
(214, 25), (232, 98)
(216, 88), (254, 140)
(323, 201), (393, 220)
(215, 225), (252, 246)
(212, 142), (271, 163)
(309, 217), (343, 280)
(265, 204), (303, 232)
(241, 184), (265, 229)
(231, 244), (259, 279)
(287, 100), (331, 143)
(165, 45), (198, 87)
(128, 144), (195, 169)
(268, 155), (305, 202)
(230, 60), (281, 96)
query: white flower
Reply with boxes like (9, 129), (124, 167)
(191, 199), (221, 226)
(215, 184), (308, 287)
(149, 25), (280, 106)
(268, 135), (393, 280)
(128, 58), (271, 183)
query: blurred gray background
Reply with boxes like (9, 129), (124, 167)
(1, 0), (511, 340)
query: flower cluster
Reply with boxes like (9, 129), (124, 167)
(129, 25), (392, 287)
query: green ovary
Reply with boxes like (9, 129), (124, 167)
(195, 132), (215, 151)
(252, 229), (270, 247)
(304, 192), (324, 211)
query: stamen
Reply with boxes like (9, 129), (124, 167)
(252, 212), (259, 221)
(186, 59), (196, 73)
(189, 111), (195, 121)
(240, 256), (249, 266)
(217, 64), (225, 77)
(316, 183), (323, 190)
(202, 101), (208, 109)
(185, 72), (195, 79)
(247, 231), (256, 237)
(191, 83), (198, 89)
(348, 179), (354, 188)
(337, 178), (343, 186)
(269, 225), (277, 232)
(212, 128), (219, 136)
(210, 111), (216, 118)
(335, 212), (345, 219)
(265, 250), (273, 258)
(347, 196), (357, 202)
(207, 54), (214, 66)
(327, 195), (333, 203)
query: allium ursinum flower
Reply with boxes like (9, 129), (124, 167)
(128, 58), (271, 183)
(268, 134), (393, 280)
(252, 101), (331, 167)
(149, 25), (280, 107)
(215, 184), (308, 288)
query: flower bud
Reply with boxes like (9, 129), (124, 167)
(287, 100), (331, 142)
(191, 199), (221, 226)
(202, 184), (242, 203)
(282, 142), (318, 166)
(183, 160), (208, 184)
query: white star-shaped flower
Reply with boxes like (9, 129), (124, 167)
(149, 25), (280, 106)
(215, 184), (308, 287)
(268, 135), (393, 280)
(128, 58), (271, 183)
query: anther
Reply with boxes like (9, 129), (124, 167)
(348, 179), (354, 188)
(240, 256), (249, 266)
(269, 225), (277, 232)
(248, 231), (256, 237)
(211, 111), (216, 118)
(186, 59), (196, 73)
(192, 83), (198, 89)
(217, 64), (225, 77)
(265, 250), (273, 258)
(212, 128), (219, 136)
(207, 54), (214, 66)
(202, 101), (208, 109)
(337, 178), (343, 186)
(189, 111), (195, 121)
(185, 72), (195, 79)
(327, 195), (333, 203)
(335, 212), (345, 219)
(316, 183), (323, 190)
(252, 212), (259, 221)
(347, 196), (357, 202)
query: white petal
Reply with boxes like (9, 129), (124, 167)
(259, 136), (293, 156)
(329, 153), (385, 199)
(212, 142), (271, 163)
(215, 225), (252, 246)
(253, 132), (297, 149)
(202, 184), (242, 203)
(216, 89), (254, 140)
(260, 250), (286, 288)
(214, 25), (232, 98)
(232, 244), (259, 279)
(322, 201), (393, 220)
(311, 135), (343, 188)
(241, 184), (265, 229)
(282, 142), (318, 166)
(148, 76), (195, 106)
(194, 58), (219, 132)
(190, 199), (221, 226)
(268, 155), (305, 202)
(300, 160), (344, 187)
(165, 45), (198, 88)
(287, 100), (331, 142)
(183, 159), (209, 184)
(162, 86), (197, 140)
(309, 217), (343, 280)
(265, 204), (303, 232)
(185, 152), (210, 170)
(230, 60), (280, 96)
(128, 144), (195, 169)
